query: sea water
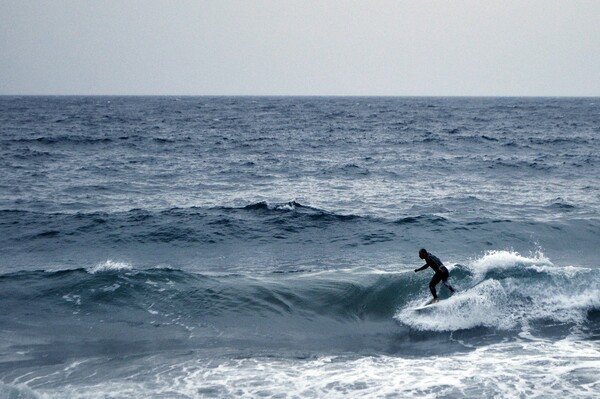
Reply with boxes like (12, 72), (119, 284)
(0, 96), (599, 398)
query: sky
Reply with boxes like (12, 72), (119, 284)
(1, 0), (599, 96)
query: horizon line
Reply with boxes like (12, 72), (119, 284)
(1, 93), (599, 99)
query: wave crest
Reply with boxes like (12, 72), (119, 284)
(88, 260), (133, 274)
(395, 251), (599, 332)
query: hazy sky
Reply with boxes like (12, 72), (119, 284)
(1, 0), (599, 96)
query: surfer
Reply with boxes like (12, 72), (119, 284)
(414, 248), (456, 302)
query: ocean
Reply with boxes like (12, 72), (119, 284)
(0, 96), (599, 398)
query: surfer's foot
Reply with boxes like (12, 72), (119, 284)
(432, 298), (439, 303)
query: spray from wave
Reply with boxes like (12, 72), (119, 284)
(88, 260), (133, 274)
(395, 250), (600, 332)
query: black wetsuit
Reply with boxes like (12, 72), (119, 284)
(420, 253), (456, 299)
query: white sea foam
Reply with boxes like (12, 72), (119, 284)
(469, 249), (552, 279)
(61, 294), (81, 306)
(396, 250), (599, 332)
(87, 260), (132, 274)
(19, 339), (600, 398)
(0, 382), (43, 399)
(100, 283), (121, 292)
(396, 279), (516, 331)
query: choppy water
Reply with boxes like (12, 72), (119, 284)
(0, 96), (599, 398)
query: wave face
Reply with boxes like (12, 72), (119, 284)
(1, 252), (599, 397)
(1, 252), (598, 354)
(1, 96), (599, 398)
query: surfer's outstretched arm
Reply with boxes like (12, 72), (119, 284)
(414, 264), (428, 272)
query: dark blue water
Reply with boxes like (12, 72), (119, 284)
(1, 96), (599, 398)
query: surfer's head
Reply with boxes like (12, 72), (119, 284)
(419, 248), (428, 259)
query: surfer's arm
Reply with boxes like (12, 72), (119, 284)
(414, 264), (428, 272)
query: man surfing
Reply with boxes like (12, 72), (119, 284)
(414, 248), (456, 303)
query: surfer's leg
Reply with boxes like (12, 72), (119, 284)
(440, 267), (456, 293)
(429, 274), (441, 299)
(442, 279), (456, 293)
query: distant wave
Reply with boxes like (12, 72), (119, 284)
(1, 205), (599, 258)
(0, 203), (464, 251)
(4, 135), (115, 145)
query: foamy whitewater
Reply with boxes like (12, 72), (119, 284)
(1, 97), (599, 398)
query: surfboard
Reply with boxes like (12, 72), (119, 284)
(408, 280), (485, 312)
(410, 300), (440, 311)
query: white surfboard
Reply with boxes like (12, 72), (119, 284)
(410, 300), (440, 311)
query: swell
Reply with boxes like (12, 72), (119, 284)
(1, 203), (599, 271)
(0, 202), (406, 247)
(3, 136), (115, 145)
(1, 256), (598, 329)
(0, 266), (413, 322)
(2, 201), (597, 243)
(1, 254), (599, 362)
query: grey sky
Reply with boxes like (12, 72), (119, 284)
(1, 0), (599, 96)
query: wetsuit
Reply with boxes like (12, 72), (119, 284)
(418, 253), (456, 299)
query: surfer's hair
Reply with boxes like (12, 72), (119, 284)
(419, 248), (427, 255)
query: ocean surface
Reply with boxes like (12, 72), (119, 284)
(0, 96), (599, 398)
